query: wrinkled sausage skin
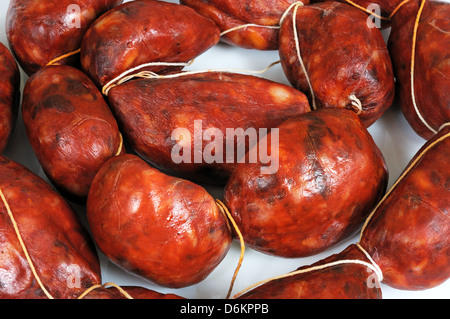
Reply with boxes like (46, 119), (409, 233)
(80, 286), (184, 299)
(181, 0), (310, 50)
(107, 72), (310, 184)
(0, 156), (101, 299)
(359, 126), (450, 290)
(22, 65), (123, 200)
(224, 108), (388, 257)
(81, 0), (220, 88)
(6, 0), (123, 75)
(87, 154), (232, 288)
(279, 2), (395, 127)
(238, 245), (382, 299)
(0, 43), (20, 154)
(388, 0), (450, 140)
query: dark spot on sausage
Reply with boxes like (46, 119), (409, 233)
(445, 177), (450, 191)
(266, 189), (287, 205)
(355, 138), (363, 151)
(54, 239), (69, 252)
(351, 72), (360, 80)
(244, 1), (251, 12)
(254, 236), (269, 248)
(41, 95), (75, 113)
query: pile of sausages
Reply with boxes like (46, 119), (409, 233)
(0, 0), (448, 299)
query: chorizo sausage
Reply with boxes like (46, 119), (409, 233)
(107, 71), (310, 184)
(180, 0), (310, 50)
(86, 154), (232, 288)
(0, 43), (20, 154)
(80, 0), (220, 88)
(388, 0), (450, 140)
(6, 0), (122, 75)
(21, 65), (123, 200)
(358, 126), (450, 290)
(224, 108), (388, 257)
(279, 2), (395, 127)
(0, 156), (100, 299)
(236, 244), (382, 299)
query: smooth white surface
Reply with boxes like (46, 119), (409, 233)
(0, 0), (448, 299)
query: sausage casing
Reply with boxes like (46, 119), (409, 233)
(6, 0), (122, 75)
(224, 108), (388, 257)
(81, 0), (220, 88)
(279, 2), (395, 127)
(22, 65), (123, 200)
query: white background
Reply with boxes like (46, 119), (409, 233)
(0, 0), (448, 299)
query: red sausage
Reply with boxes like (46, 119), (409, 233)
(237, 244), (382, 299)
(80, 286), (185, 299)
(181, 0), (310, 50)
(388, 0), (450, 140)
(87, 154), (232, 288)
(359, 126), (450, 290)
(21, 65), (123, 200)
(0, 43), (20, 154)
(279, 2), (395, 127)
(224, 108), (388, 257)
(0, 156), (100, 299)
(6, 0), (123, 75)
(80, 0), (220, 88)
(107, 71), (310, 184)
